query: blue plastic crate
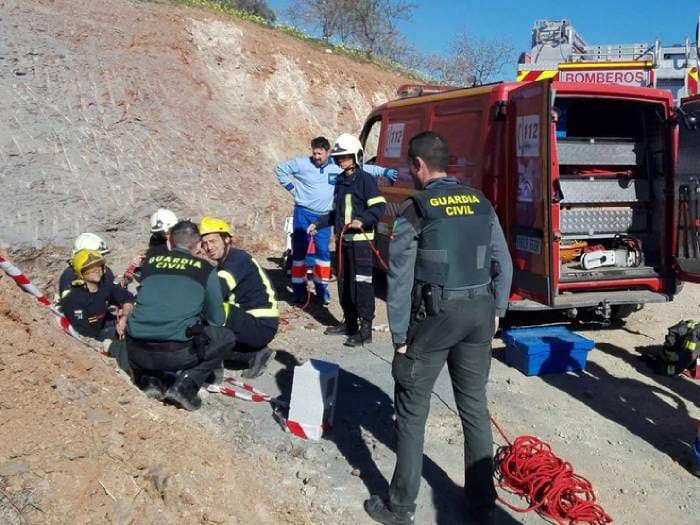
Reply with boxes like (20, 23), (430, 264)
(500, 325), (595, 376)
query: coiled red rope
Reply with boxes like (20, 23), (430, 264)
(336, 223), (390, 281)
(490, 417), (612, 524)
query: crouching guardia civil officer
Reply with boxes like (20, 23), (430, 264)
(125, 220), (236, 411)
(365, 132), (513, 525)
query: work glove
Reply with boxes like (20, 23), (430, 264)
(383, 168), (398, 184)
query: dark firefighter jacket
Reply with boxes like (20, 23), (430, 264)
(60, 277), (134, 340)
(315, 167), (387, 242)
(217, 248), (279, 332)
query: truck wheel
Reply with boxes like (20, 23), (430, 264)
(611, 304), (642, 320)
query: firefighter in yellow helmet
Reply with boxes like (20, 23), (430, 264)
(59, 249), (135, 341)
(199, 216), (279, 379)
(58, 232), (116, 299)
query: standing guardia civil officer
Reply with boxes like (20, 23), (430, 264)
(365, 132), (513, 525)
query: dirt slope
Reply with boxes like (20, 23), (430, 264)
(0, 0), (409, 284)
(0, 265), (310, 524)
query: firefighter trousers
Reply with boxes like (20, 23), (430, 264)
(389, 294), (496, 516)
(337, 239), (375, 324)
(224, 306), (278, 365)
(291, 206), (331, 302)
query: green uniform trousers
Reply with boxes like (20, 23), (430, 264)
(389, 293), (497, 516)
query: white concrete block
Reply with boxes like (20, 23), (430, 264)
(287, 359), (338, 440)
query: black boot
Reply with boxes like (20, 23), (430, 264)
(241, 348), (275, 379)
(137, 375), (166, 400)
(163, 372), (203, 411)
(205, 363), (224, 385)
(345, 318), (372, 347)
(324, 319), (358, 336)
(364, 496), (414, 525)
(467, 508), (496, 525)
(324, 324), (348, 335)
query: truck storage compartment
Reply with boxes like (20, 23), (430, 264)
(553, 97), (666, 283)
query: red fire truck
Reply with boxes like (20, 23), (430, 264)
(360, 81), (700, 321)
(516, 19), (699, 103)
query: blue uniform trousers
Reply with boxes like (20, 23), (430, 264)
(291, 206), (331, 303)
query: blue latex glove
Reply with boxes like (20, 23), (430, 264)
(383, 168), (398, 184)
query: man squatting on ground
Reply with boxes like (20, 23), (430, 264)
(307, 133), (386, 347)
(365, 132), (513, 525)
(200, 216), (280, 379)
(275, 136), (397, 305)
(125, 221), (236, 411)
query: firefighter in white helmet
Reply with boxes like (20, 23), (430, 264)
(274, 135), (397, 306)
(120, 208), (180, 287)
(58, 233), (115, 298)
(148, 208), (178, 255)
(308, 133), (387, 347)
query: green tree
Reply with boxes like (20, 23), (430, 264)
(286, 0), (415, 58)
(221, 0), (276, 22)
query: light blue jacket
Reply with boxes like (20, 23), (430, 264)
(275, 156), (388, 214)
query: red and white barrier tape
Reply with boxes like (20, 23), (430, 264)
(207, 376), (330, 440)
(207, 376), (289, 406)
(0, 254), (84, 341)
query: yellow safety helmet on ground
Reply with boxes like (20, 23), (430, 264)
(199, 216), (233, 236)
(71, 249), (106, 280)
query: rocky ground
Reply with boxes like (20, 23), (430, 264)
(3, 253), (697, 524)
(0, 267), (311, 525)
(191, 264), (700, 525)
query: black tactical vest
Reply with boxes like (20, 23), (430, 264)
(411, 182), (492, 289)
(139, 250), (212, 288)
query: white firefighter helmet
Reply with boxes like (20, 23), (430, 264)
(71, 232), (110, 257)
(330, 133), (363, 166)
(150, 208), (178, 233)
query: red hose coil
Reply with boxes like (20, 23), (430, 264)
(492, 417), (612, 524)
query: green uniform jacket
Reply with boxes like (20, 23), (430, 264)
(126, 247), (225, 341)
(387, 177), (513, 345)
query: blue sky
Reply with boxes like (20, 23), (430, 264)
(267, 0), (698, 56)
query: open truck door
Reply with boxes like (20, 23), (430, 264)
(507, 80), (555, 305)
(675, 96), (700, 282)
